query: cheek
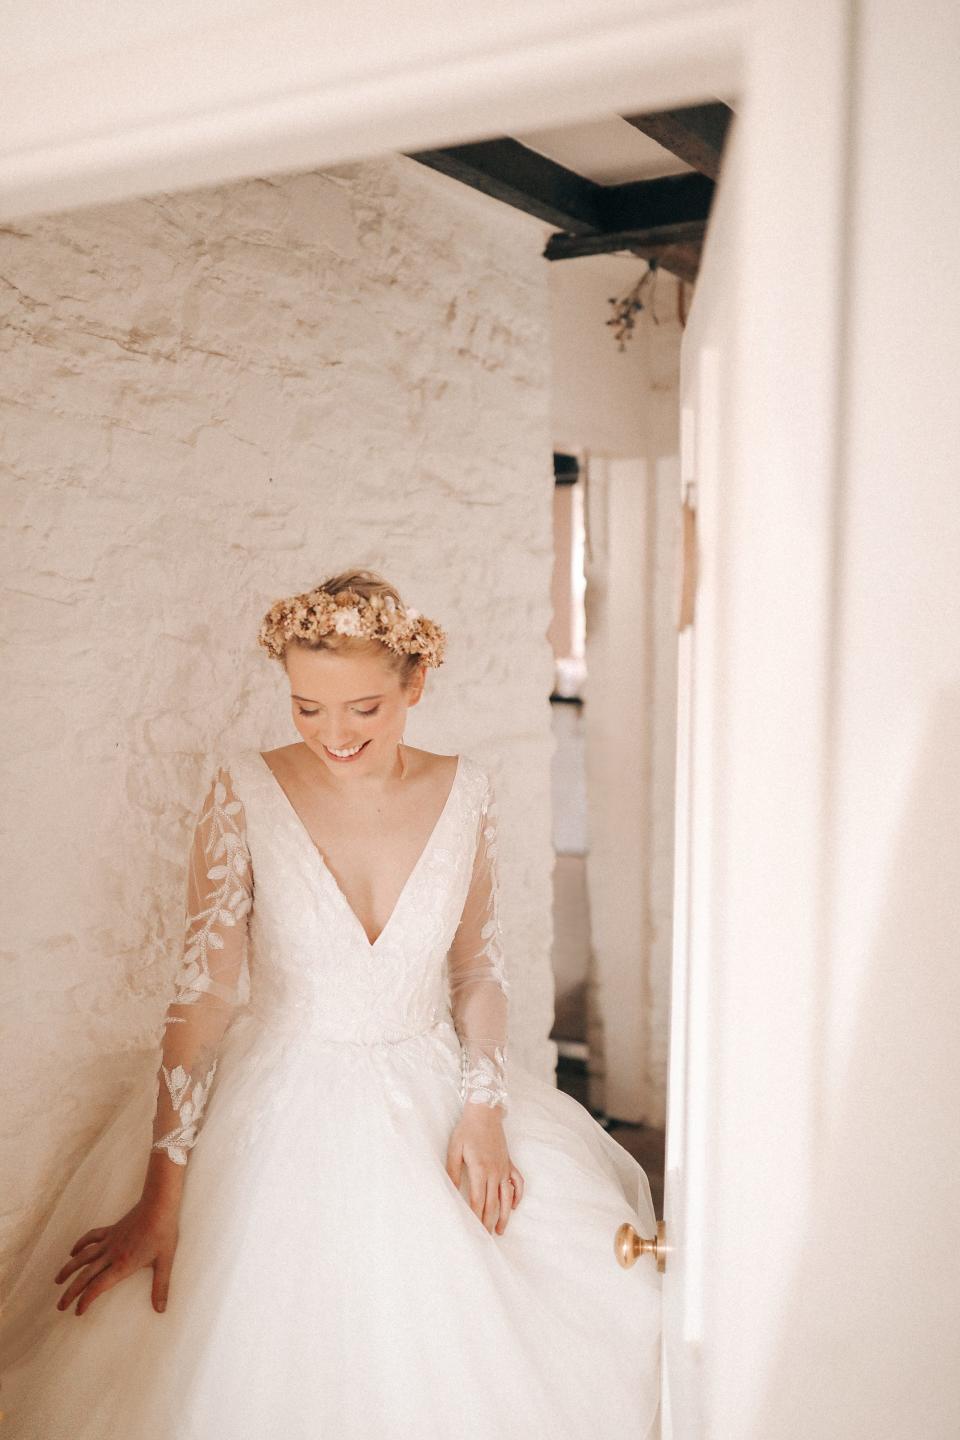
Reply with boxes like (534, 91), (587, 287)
(372, 706), (404, 738)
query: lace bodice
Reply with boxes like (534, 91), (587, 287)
(151, 750), (510, 1166)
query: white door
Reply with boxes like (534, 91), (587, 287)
(621, 5), (866, 1430)
(657, 113), (741, 1440)
(609, 114), (742, 1439)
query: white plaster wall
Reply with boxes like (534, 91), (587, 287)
(550, 253), (685, 460)
(0, 154), (557, 1273)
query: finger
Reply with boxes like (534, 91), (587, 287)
(481, 1176), (499, 1232)
(56, 1265), (95, 1311)
(446, 1142), (463, 1190)
(57, 1258), (113, 1313)
(495, 1181), (514, 1235)
(75, 1261), (119, 1316)
(510, 1165), (524, 1206)
(468, 1167), (486, 1225)
(152, 1256), (173, 1313)
(55, 1245), (106, 1285)
(70, 1228), (109, 1255)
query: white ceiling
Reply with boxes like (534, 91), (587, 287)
(511, 112), (693, 184)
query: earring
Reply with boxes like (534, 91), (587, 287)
(397, 737), (407, 779)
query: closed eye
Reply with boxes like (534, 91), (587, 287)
(296, 705), (380, 718)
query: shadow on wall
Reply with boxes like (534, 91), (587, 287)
(748, 689), (960, 1440)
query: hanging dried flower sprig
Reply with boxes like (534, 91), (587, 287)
(606, 258), (660, 351)
(257, 586), (447, 668)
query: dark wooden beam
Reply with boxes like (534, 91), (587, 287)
(545, 230), (703, 284)
(543, 173), (712, 282)
(406, 138), (604, 233)
(404, 137), (711, 283)
(592, 171), (713, 235)
(621, 102), (733, 181)
(544, 224), (705, 257)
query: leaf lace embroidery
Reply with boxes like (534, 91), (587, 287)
(151, 767), (253, 1165)
(447, 774), (510, 1112)
(459, 1047), (508, 1108)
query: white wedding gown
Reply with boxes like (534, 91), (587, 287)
(1, 748), (662, 1439)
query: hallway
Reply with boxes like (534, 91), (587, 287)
(556, 1053), (665, 1220)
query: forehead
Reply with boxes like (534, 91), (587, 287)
(284, 644), (398, 701)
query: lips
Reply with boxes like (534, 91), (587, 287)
(323, 740), (371, 762)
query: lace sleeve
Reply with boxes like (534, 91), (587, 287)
(150, 764), (253, 1166)
(445, 770), (509, 1114)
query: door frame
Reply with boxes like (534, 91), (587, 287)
(0, 3), (748, 222)
(1, 3), (855, 1434)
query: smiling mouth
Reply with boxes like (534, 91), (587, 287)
(323, 740), (371, 761)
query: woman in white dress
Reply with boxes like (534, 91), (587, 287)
(0, 570), (662, 1439)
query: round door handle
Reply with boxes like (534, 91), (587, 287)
(615, 1218), (669, 1273)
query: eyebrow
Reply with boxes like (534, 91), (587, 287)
(291, 693), (385, 704)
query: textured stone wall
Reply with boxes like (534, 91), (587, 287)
(0, 154), (557, 1271)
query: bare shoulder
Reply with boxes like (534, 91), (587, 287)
(258, 741), (303, 775)
(405, 748), (460, 771)
(259, 742), (302, 761)
(405, 746), (460, 785)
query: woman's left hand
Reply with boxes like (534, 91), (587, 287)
(445, 1107), (524, 1236)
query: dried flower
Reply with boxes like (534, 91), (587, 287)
(257, 585), (447, 667)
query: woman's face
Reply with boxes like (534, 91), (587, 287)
(284, 643), (424, 775)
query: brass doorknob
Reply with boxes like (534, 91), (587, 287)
(615, 1218), (668, 1273)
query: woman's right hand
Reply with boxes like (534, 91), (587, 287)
(53, 1196), (180, 1317)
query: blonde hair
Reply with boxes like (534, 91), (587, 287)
(257, 568), (446, 687)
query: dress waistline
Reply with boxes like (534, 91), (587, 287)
(244, 1012), (455, 1049)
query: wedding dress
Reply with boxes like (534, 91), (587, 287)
(1, 747), (662, 1439)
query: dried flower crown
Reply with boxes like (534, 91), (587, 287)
(257, 586), (447, 668)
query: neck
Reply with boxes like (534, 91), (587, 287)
(302, 739), (406, 795)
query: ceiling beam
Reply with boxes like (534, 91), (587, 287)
(406, 137), (603, 233)
(405, 136), (712, 282)
(621, 101), (733, 181)
(544, 172), (712, 281)
(592, 171), (713, 236)
(544, 228), (704, 283)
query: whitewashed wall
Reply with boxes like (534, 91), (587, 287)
(0, 154), (557, 1273)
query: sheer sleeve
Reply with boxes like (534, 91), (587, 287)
(445, 770), (510, 1114)
(150, 764), (253, 1166)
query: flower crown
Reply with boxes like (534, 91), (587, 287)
(256, 586), (447, 668)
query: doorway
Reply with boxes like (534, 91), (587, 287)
(2, 4), (874, 1435)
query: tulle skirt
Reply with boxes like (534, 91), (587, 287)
(1, 1013), (661, 1439)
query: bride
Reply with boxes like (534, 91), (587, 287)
(1, 570), (662, 1439)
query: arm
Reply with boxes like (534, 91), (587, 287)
(445, 770), (509, 1115)
(443, 771), (524, 1235)
(149, 764), (253, 1181)
(55, 764), (253, 1316)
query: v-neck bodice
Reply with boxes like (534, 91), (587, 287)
(209, 747), (488, 1046)
(256, 750), (463, 951)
